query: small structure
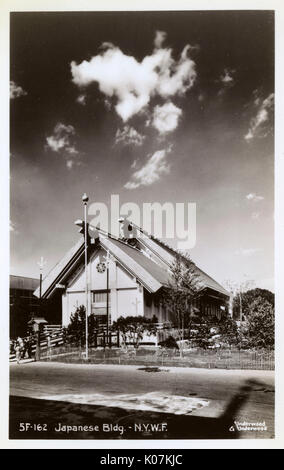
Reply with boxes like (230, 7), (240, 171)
(33, 226), (230, 330)
(27, 316), (48, 332)
(27, 317), (48, 361)
(10, 275), (40, 338)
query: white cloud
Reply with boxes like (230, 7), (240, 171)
(66, 159), (74, 169)
(152, 102), (182, 134)
(234, 248), (261, 257)
(76, 94), (86, 105)
(217, 68), (235, 96)
(46, 123), (76, 153)
(115, 126), (145, 146)
(220, 68), (235, 86)
(46, 123), (80, 169)
(246, 193), (264, 202)
(104, 99), (112, 111)
(154, 30), (167, 49)
(71, 32), (196, 122)
(10, 81), (27, 99)
(245, 93), (274, 142)
(124, 148), (171, 189)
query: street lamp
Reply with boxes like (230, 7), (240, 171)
(83, 193), (89, 360)
(75, 193), (89, 360)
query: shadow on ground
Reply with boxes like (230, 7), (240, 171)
(10, 381), (262, 440)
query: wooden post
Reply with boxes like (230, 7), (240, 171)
(35, 329), (40, 361)
(39, 272), (42, 300)
(117, 329), (120, 348)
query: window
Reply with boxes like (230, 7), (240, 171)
(93, 290), (110, 303)
(92, 290), (111, 317)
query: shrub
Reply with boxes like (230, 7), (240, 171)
(158, 335), (179, 349)
(111, 315), (157, 349)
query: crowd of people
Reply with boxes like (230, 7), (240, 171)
(10, 335), (35, 364)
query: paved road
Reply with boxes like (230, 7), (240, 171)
(10, 362), (274, 439)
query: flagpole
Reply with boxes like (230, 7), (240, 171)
(106, 250), (110, 343)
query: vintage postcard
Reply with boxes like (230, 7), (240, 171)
(1, 0), (284, 450)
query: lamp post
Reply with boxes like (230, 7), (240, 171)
(82, 193), (89, 360)
(105, 250), (110, 342)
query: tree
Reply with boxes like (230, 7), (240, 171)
(64, 305), (99, 346)
(215, 315), (249, 349)
(246, 297), (274, 349)
(194, 315), (212, 349)
(111, 315), (157, 350)
(233, 288), (274, 320)
(163, 253), (201, 356)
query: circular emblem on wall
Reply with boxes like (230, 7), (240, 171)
(96, 262), (106, 273)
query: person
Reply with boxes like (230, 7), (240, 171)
(15, 343), (21, 364)
(22, 338), (27, 359)
(17, 336), (24, 352)
(10, 340), (15, 356)
(27, 336), (33, 359)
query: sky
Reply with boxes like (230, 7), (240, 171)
(10, 10), (274, 292)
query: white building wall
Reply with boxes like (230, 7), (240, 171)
(62, 292), (68, 326)
(62, 247), (145, 326)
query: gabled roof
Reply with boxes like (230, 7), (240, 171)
(34, 234), (169, 298)
(136, 231), (230, 297)
(34, 230), (230, 299)
(102, 237), (170, 288)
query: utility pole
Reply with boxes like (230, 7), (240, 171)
(223, 277), (255, 322)
(75, 196), (90, 359)
(37, 256), (47, 306)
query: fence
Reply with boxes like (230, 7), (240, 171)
(39, 344), (274, 370)
(9, 322), (274, 370)
(9, 325), (64, 362)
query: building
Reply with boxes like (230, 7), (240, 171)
(34, 225), (230, 329)
(10, 275), (40, 338)
(10, 274), (61, 338)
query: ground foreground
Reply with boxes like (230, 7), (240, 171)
(10, 362), (274, 440)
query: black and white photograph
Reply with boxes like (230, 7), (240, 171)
(2, 0), (282, 448)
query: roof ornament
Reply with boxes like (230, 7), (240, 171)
(37, 256), (47, 272)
